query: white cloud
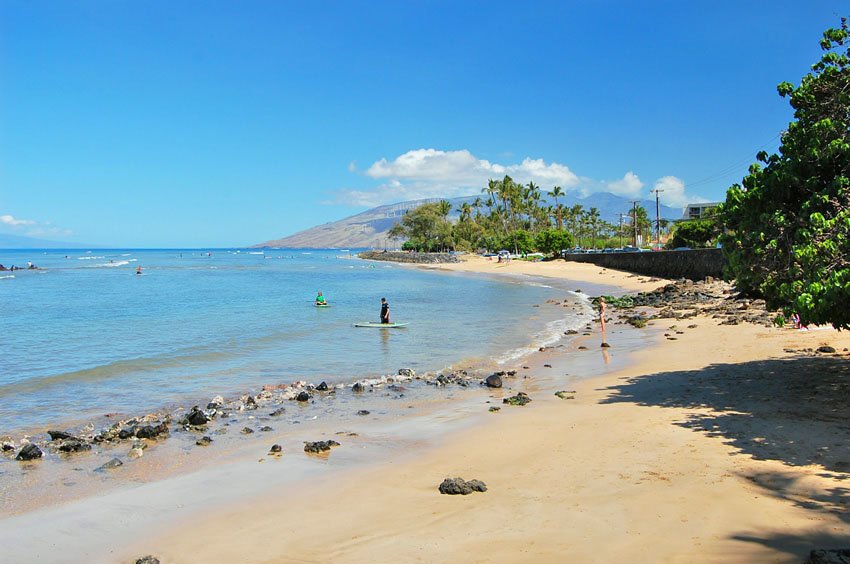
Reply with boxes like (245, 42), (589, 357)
(331, 148), (708, 209)
(652, 176), (708, 208)
(0, 214), (36, 227)
(0, 212), (71, 238)
(605, 171), (645, 197)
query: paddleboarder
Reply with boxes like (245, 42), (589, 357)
(380, 297), (390, 324)
(316, 290), (327, 305)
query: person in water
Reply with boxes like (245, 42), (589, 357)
(380, 297), (390, 324)
(315, 290), (327, 305)
(136, 266), (142, 275)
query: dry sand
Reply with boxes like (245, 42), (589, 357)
(125, 260), (850, 563)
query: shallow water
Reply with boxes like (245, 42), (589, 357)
(0, 249), (589, 433)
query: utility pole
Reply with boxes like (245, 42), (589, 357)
(618, 213), (625, 248)
(652, 189), (664, 249)
(631, 201), (639, 247)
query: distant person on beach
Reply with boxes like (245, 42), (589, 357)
(315, 290), (326, 305)
(598, 297), (609, 347)
(380, 297), (390, 324)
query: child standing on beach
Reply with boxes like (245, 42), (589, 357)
(599, 297), (609, 347)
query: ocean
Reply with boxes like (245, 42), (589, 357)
(0, 249), (590, 435)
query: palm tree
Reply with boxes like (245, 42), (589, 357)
(547, 186), (565, 229)
(587, 207), (601, 249)
(457, 202), (473, 222)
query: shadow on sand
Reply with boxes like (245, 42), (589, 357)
(600, 356), (850, 558)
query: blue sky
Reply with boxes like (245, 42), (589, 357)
(0, 1), (844, 247)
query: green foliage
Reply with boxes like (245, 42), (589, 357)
(666, 219), (719, 249)
(719, 18), (850, 328)
(593, 295), (635, 308)
(534, 229), (574, 256)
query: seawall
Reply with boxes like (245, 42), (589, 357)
(563, 248), (725, 280)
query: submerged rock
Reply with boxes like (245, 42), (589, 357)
(304, 440), (340, 454)
(241, 427), (254, 435)
(48, 430), (78, 441)
(398, 368), (416, 378)
(438, 477), (487, 495)
(196, 436), (213, 446)
(269, 444), (282, 454)
(183, 407), (209, 426)
(295, 391), (311, 402)
(356, 410), (370, 416)
(503, 392), (532, 406)
(207, 396), (224, 409)
(269, 407), (286, 417)
(352, 382), (365, 393)
(15, 443), (43, 461)
(96, 457), (123, 471)
(135, 422), (168, 440)
(316, 381), (329, 391)
(57, 439), (92, 453)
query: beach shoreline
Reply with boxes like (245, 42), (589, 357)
(4, 257), (850, 562)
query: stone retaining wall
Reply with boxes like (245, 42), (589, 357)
(563, 248), (726, 280)
(358, 251), (461, 264)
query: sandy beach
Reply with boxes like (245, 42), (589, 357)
(112, 257), (850, 563)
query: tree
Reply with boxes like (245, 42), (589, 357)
(535, 229), (574, 257)
(548, 186), (565, 229)
(719, 19), (850, 327)
(388, 202), (453, 251)
(666, 219), (718, 249)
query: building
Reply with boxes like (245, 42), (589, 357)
(683, 202), (722, 220)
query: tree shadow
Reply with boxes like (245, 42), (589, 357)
(600, 356), (850, 473)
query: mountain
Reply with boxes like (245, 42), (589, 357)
(254, 193), (683, 249)
(0, 233), (99, 249)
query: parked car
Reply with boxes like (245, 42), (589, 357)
(622, 246), (640, 252)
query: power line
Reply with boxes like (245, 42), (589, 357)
(683, 132), (782, 190)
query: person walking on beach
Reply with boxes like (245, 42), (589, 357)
(380, 297), (390, 324)
(316, 290), (327, 305)
(598, 297), (610, 348)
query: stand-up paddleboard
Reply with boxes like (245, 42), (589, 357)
(315, 303), (332, 308)
(354, 322), (408, 328)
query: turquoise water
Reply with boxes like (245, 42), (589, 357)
(0, 249), (585, 434)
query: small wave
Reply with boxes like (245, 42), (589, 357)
(128, 258), (138, 262)
(121, 253), (131, 257)
(77, 256), (105, 260)
(87, 260), (130, 268)
(496, 299), (593, 365)
(248, 252), (264, 255)
(0, 275), (14, 280)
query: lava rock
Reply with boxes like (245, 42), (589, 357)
(269, 407), (286, 417)
(488, 406), (501, 412)
(805, 549), (850, 563)
(57, 439), (91, 453)
(565, 329), (579, 335)
(196, 436), (213, 446)
(352, 382), (365, 392)
(438, 477), (487, 495)
(555, 391), (576, 400)
(601, 342), (611, 348)
(484, 374), (502, 388)
(48, 430), (78, 441)
(241, 427), (254, 435)
(356, 410), (370, 416)
(269, 444), (282, 454)
(259, 426), (273, 432)
(304, 440), (340, 453)
(15, 443), (43, 461)
(503, 392), (532, 406)
(817, 345), (837, 354)
(207, 396), (224, 409)
(398, 368), (416, 378)
(316, 381), (329, 391)
(96, 457), (123, 471)
(183, 406), (209, 426)
(136, 556), (160, 564)
(295, 391), (311, 402)
(135, 422), (168, 439)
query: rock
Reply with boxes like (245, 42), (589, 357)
(438, 477), (487, 495)
(183, 406), (209, 426)
(295, 391), (311, 402)
(543, 364), (552, 368)
(15, 443), (43, 461)
(352, 382), (365, 392)
(96, 457), (123, 471)
(260, 426), (273, 432)
(398, 368), (416, 378)
(577, 346), (587, 350)
(135, 556), (161, 564)
(269, 444), (282, 454)
(565, 329), (579, 335)
(269, 407), (286, 417)
(2, 443), (15, 452)
(135, 422), (168, 439)
(805, 549), (850, 564)
(488, 406), (501, 412)
(128, 447), (144, 459)
(304, 440), (340, 453)
(316, 381), (329, 391)
(57, 439), (91, 453)
(241, 427), (254, 435)
(196, 436), (213, 446)
(484, 374), (502, 388)
(48, 430), (78, 441)
(555, 391), (575, 400)
(503, 392), (532, 406)
(817, 345), (837, 354)
(207, 396), (224, 409)
(356, 410), (370, 416)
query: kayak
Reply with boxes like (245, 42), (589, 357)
(354, 322), (408, 328)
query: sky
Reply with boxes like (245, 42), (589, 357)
(0, 1), (845, 247)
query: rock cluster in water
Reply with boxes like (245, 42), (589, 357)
(358, 251), (461, 264)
